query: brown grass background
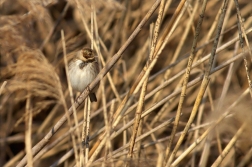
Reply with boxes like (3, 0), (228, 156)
(0, 0), (252, 166)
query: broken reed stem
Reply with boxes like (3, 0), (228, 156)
(165, 0), (208, 162)
(166, 0), (229, 165)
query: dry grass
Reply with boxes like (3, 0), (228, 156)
(0, 0), (252, 167)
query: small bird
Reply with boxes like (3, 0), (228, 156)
(68, 48), (99, 102)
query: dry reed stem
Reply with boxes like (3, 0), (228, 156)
(1, 0), (252, 166)
(81, 98), (87, 164)
(85, 99), (91, 166)
(103, 121), (212, 163)
(95, 117), (174, 163)
(37, 91), (69, 134)
(238, 147), (252, 167)
(126, 39), (249, 125)
(194, 92), (208, 166)
(93, 7), (114, 166)
(22, 38), (250, 166)
(234, 0), (252, 98)
(87, 0), (163, 163)
(16, 1), (161, 166)
(0, 81), (7, 95)
(106, 3), (189, 163)
(60, 30), (81, 167)
(165, 0), (197, 80)
(3, 151), (25, 167)
(199, 41), (239, 167)
(75, 0), (122, 103)
(39, 3), (70, 50)
(171, 88), (250, 166)
(233, 0), (252, 61)
(211, 123), (246, 167)
(112, 0), (183, 133)
(151, 0), (188, 107)
(217, 0), (233, 47)
(25, 91), (33, 167)
(165, 0), (207, 161)
(166, 0), (229, 165)
(127, 0), (165, 162)
(126, 77), (148, 161)
(95, 22), (122, 102)
(61, 31), (81, 150)
(192, 3), (226, 159)
(195, 0), (222, 62)
(93, 50), (247, 165)
(146, 123), (165, 167)
(150, 0), (196, 133)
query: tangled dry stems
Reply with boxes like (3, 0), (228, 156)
(0, 0), (252, 167)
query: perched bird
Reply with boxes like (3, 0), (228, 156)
(68, 48), (99, 102)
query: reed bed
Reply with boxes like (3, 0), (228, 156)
(0, 0), (252, 166)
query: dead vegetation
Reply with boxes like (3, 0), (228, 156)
(0, 0), (252, 166)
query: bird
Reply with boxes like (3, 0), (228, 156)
(68, 48), (99, 102)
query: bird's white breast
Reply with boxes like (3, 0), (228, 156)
(68, 59), (98, 92)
